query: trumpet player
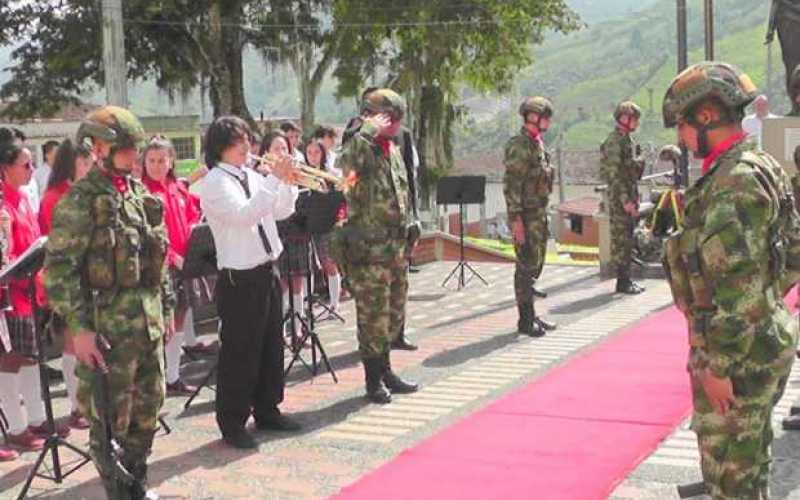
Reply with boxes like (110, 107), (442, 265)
(196, 116), (301, 450)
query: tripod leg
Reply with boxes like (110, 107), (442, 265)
(16, 440), (52, 500)
(309, 333), (338, 383)
(183, 363), (216, 411)
(441, 263), (461, 288)
(464, 261), (489, 285)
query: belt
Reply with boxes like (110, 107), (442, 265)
(220, 261), (275, 284)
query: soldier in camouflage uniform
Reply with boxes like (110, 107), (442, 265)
(662, 62), (800, 500)
(503, 97), (557, 337)
(600, 101), (646, 294)
(332, 89), (419, 404)
(783, 144), (800, 432)
(44, 106), (175, 500)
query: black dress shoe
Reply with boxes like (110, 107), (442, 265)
(222, 430), (257, 449)
(255, 409), (301, 432)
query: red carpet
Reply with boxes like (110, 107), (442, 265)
(334, 306), (693, 500)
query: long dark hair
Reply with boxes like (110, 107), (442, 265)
(203, 116), (251, 168)
(142, 135), (177, 182)
(304, 140), (327, 171)
(47, 139), (92, 189)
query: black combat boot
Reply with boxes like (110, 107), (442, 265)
(363, 357), (392, 404)
(615, 269), (645, 294)
(127, 461), (160, 500)
(534, 316), (557, 331)
(391, 323), (418, 351)
(382, 352), (419, 394)
(531, 280), (548, 298)
(517, 302), (545, 337)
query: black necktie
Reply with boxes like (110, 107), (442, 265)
(231, 170), (272, 256)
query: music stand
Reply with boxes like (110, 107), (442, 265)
(436, 176), (489, 290)
(280, 201), (338, 382)
(179, 224), (220, 411)
(305, 191), (346, 323)
(3, 237), (91, 499)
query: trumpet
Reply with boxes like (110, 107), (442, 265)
(249, 153), (350, 193)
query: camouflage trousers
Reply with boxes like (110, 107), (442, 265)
(689, 348), (794, 500)
(348, 258), (408, 359)
(609, 215), (634, 275)
(76, 332), (165, 495)
(513, 209), (548, 306)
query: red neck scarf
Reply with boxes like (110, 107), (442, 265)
(701, 131), (748, 175)
(525, 127), (543, 147)
(374, 136), (392, 156)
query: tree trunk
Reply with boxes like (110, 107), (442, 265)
(207, 1), (252, 123)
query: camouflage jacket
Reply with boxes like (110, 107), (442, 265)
(600, 128), (644, 218)
(668, 141), (798, 377)
(334, 121), (410, 263)
(44, 168), (175, 342)
(503, 128), (554, 219)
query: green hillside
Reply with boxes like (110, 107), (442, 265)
(456, 0), (786, 153)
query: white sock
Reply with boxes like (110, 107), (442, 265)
(328, 273), (341, 310)
(19, 365), (46, 427)
(293, 291), (305, 318)
(0, 372), (26, 434)
(183, 308), (198, 347)
(165, 331), (184, 385)
(61, 354), (80, 413)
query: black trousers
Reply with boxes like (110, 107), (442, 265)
(215, 262), (285, 436)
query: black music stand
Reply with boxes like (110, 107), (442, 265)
(305, 190), (346, 324)
(437, 176), (489, 290)
(179, 224), (220, 411)
(4, 237), (91, 499)
(280, 198), (338, 382)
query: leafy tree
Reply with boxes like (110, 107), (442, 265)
(0, 0), (277, 122)
(256, 1), (341, 130)
(332, 0), (582, 192)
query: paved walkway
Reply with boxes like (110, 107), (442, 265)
(2, 261), (798, 499)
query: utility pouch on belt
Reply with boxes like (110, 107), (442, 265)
(662, 234), (691, 314)
(86, 195), (118, 290)
(140, 195), (168, 288)
(330, 226), (369, 265)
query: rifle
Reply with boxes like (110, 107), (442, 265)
(94, 334), (138, 498)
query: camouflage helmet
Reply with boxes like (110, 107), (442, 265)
(662, 62), (757, 128)
(76, 105), (147, 150)
(519, 97), (554, 119)
(361, 88), (406, 119)
(614, 101), (642, 121)
(659, 144), (682, 163)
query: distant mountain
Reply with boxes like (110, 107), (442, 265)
(568, 0), (659, 23)
(456, 0), (782, 154)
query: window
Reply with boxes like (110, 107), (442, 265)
(172, 137), (196, 160)
(569, 214), (583, 235)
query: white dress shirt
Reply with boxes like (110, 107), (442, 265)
(196, 162), (298, 270)
(33, 163), (52, 198)
(742, 113), (777, 149)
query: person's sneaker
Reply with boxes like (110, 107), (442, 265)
(0, 446), (19, 462)
(255, 408), (301, 432)
(222, 430), (257, 449)
(29, 420), (70, 439)
(166, 380), (198, 397)
(0, 446), (19, 461)
(68, 410), (91, 430)
(7, 430), (45, 451)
